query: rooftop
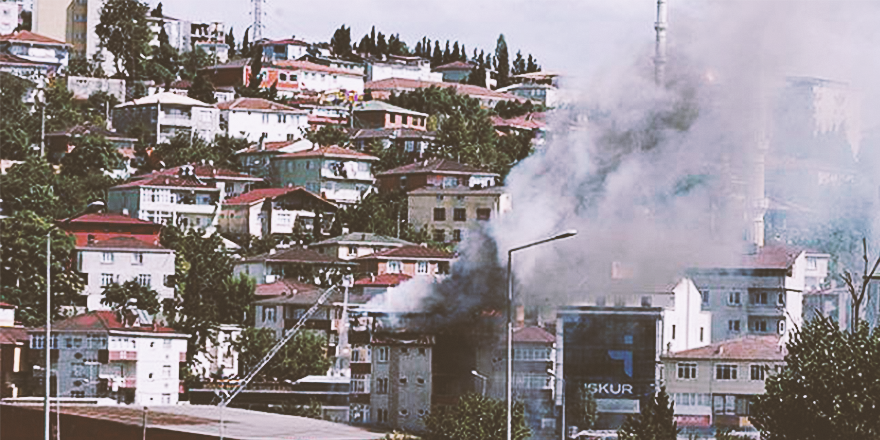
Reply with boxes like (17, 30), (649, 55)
(115, 92), (214, 108)
(432, 61), (476, 71)
(366, 77), (524, 102)
(354, 273), (412, 287)
(377, 158), (497, 177)
(353, 101), (427, 117)
(357, 245), (455, 261)
(0, 30), (68, 46)
(0, 327), (27, 345)
(513, 326), (555, 343)
(255, 278), (324, 297)
(491, 112), (547, 130)
(274, 145), (379, 161)
(264, 38), (310, 46)
(408, 185), (507, 195)
(58, 212), (160, 227)
(272, 60), (365, 77)
(349, 127), (436, 140)
(241, 247), (356, 265)
(237, 139), (315, 155)
(224, 187), (337, 209)
(216, 97), (308, 113)
(34, 311), (181, 335)
(664, 335), (785, 361)
(137, 164), (262, 181)
(110, 175), (217, 190)
(311, 232), (414, 247)
(78, 236), (168, 251)
(0, 52), (44, 66)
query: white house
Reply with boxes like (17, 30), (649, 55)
(363, 55), (442, 83)
(262, 38), (312, 61)
(76, 236), (176, 312)
(107, 169), (222, 230)
(112, 92), (220, 145)
(496, 83), (560, 107)
(219, 186), (338, 238)
(131, 163), (263, 201)
(216, 97), (310, 143)
(192, 324), (240, 379)
(0, 30), (70, 73)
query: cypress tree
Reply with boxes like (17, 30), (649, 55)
(494, 34), (510, 88)
(432, 41), (442, 66)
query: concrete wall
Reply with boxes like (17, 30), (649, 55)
(370, 343), (431, 432)
(79, 248), (175, 311)
(222, 109), (309, 143)
(408, 191), (509, 243)
(663, 278), (712, 354)
(133, 335), (187, 405)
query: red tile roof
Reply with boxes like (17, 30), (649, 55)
(224, 186), (335, 208)
(111, 175), (217, 189)
(0, 327), (27, 345)
(216, 97), (306, 112)
(142, 164), (262, 181)
(0, 30), (68, 46)
(264, 38), (310, 46)
(243, 247), (356, 265)
(0, 52), (43, 66)
(358, 245), (454, 260)
(665, 335), (785, 361)
(38, 311), (180, 334)
(0, 302), (15, 308)
(354, 273), (412, 287)
(513, 326), (555, 343)
(255, 278), (323, 297)
(59, 212), (160, 226)
(741, 244), (804, 269)
(79, 236), (168, 251)
(272, 60), (364, 77)
(377, 158), (497, 176)
(366, 78), (524, 101)
(433, 61), (475, 71)
(274, 145), (378, 161)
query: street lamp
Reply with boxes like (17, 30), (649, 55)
(44, 231), (51, 440)
(35, 81), (46, 158)
(507, 229), (577, 440)
(547, 369), (566, 440)
(471, 370), (488, 396)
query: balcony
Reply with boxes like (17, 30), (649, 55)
(108, 351), (137, 361)
(160, 113), (193, 126)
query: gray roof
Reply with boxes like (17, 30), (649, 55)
(408, 186), (508, 195)
(311, 232), (414, 247)
(350, 128), (436, 141)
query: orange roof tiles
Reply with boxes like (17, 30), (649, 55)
(0, 30), (68, 46)
(665, 335), (785, 361)
(274, 145), (378, 161)
(358, 245), (455, 260)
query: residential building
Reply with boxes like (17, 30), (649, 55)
(366, 77), (524, 108)
(511, 71), (561, 87)
(191, 324), (240, 379)
(201, 58), (365, 99)
(217, 97), (310, 143)
(432, 61), (476, 83)
(352, 101), (428, 130)
(376, 158), (499, 194)
(351, 273), (412, 298)
(0, 30), (69, 73)
(407, 186), (510, 243)
(219, 187), (338, 238)
(45, 124), (138, 178)
(686, 245), (829, 343)
(112, 92), (220, 145)
(269, 146), (378, 205)
(27, 311), (189, 405)
(234, 247), (356, 285)
(107, 171), (222, 229)
(146, 79), (235, 104)
(33, 0), (108, 67)
(350, 128), (436, 160)
(262, 38), (311, 61)
(363, 55), (441, 83)
(145, 13), (189, 54)
(492, 112), (547, 136)
(0, 1), (21, 35)
(253, 282), (346, 343)
(661, 335), (785, 432)
(310, 233), (414, 261)
(355, 245), (454, 278)
(0, 51), (49, 80)
(496, 83), (559, 107)
(0, 303), (27, 398)
(67, 76), (126, 102)
(56, 212), (163, 247)
(75, 236), (175, 311)
(296, 103), (349, 128)
(297, 53), (365, 76)
(803, 250), (830, 292)
(133, 163), (263, 201)
(194, 41), (228, 64)
(236, 139), (316, 178)
(803, 286), (846, 330)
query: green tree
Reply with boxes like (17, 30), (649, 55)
(431, 41), (442, 67)
(304, 125), (350, 147)
(43, 78), (83, 134)
(512, 50), (526, 76)
(147, 25), (179, 87)
(526, 54), (540, 73)
(0, 72), (36, 160)
(334, 191), (425, 243)
(95, 0), (152, 78)
(152, 132), (246, 170)
(0, 158), (61, 218)
(568, 383), (599, 432)
(0, 211), (86, 327)
(101, 280), (161, 314)
(330, 24), (351, 56)
(241, 27), (250, 56)
(225, 28), (236, 59)
(233, 328), (331, 382)
(750, 317), (880, 440)
(179, 46), (212, 81)
(423, 393), (531, 440)
(617, 388), (679, 440)
(84, 90), (120, 124)
(494, 34), (510, 88)
(60, 134), (124, 177)
(188, 74), (217, 104)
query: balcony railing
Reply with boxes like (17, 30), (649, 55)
(108, 351), (137, 361)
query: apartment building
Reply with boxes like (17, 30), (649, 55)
(236, 139), (316, 178)
(355, 245), (454, 278)
(27, 311), (188, 405)
(362, 55), (441, 83)
(217, 97), (309, 143)
(107, 171), (222, 229)
(218, 187), (338, 238)
(201, 58), (364, 99)
(234, 247), (356, 285)
(310, 233), (414, 261)
(375, 158), (499, 194)
(112, 92), (219, 145)
(132, 163), (262, 201)
(269, 146), (378, 205)
(661, 335), (785, 432)
(0, 30), (70, 73)
(407, 186), (510, 243)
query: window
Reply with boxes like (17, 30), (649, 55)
(419, 348), (426, 355)
(751, 319), (768, 332)
(777, 320), (785, 334)
(161, 394), (171, 404)
(432, 229), (446, 242)
(729, 320), (741, 332)
(700, 327), (704, 342)
(399, 408), (409, 416)
(376, 346), (389, 362)
(677, 363), (697, 380)
(136, 274), (151, 287)
(417, 377), (425, 384)
(132, 253), (144, 265)
(671, 325), (676, 339)
(102, 252), (114, 263)
(453, 208), (466, 221)
(417, 261), (428, 274)
(377, 408), (388, 423)
(348, 246), (357, 257)
(280, 73), (287, 81)
(435, 195), (444, 202)
(404, 140), (415, 152)
(476, 208), (491, 221)
(101, 273), (116, 287)
(399, 376), (408, 385)
(807, 257), (818, 270)
(163, 339), (172, 349)
(727, 291), (741, 305)
(701, 290), (709, 305)
(387, 261), (402, 274)
(262, 307), (276, 323)
(452, 229), (462, 242)
(437, 262), (449, 274)
(376, 377), (388, 394)
(716, 364), (738, 380)
(31, 335), (44, 349)
(433, 208), (446, 221)
(74, 338), (82, 348)
(262, 114), (270, 124)
(751, 291), (769, 305)
(278, 114), (286, 123)
(750, 365), (765, 381)
(287, 133), (296, 141)
(162, 365), (171, 378)
(777, 293), (785, 306)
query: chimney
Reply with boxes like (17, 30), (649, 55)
(341, 224), (350, 235)
(122, 208), (129, 216)
(269, 249), (276, 255)
(515, 305), (525, 328)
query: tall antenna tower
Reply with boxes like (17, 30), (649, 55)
(251, 0), (265, 42)
(654, 0), (668, 85)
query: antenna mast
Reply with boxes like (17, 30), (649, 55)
(251, 0), (265, 42)
(654, 0), (668, 85)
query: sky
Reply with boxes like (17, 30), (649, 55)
(155, 0), (657, 80)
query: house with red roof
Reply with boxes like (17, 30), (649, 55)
(432, 61), (478, 84)
(112, 92), (220, 145)
(375, 158), (499, 194)
(200, 58), (364, 99)
(269, 146), (379, 205)
(661, 335), (785, 431)
(0, 30), (70, 73)
(234, 247), (356, 285)
(26, 311), (188, 405)
(355, 245), (454, 278)
(57, 212), (164, 247)
(365, 77), (525, 109)
(236, 139), (316, 178)
(219, 186), (338, 238)
(0, 52), (50, 80)
(216, 97), (310, 143)
(108, 169), (222, 229)
(131, 162), (263, 201)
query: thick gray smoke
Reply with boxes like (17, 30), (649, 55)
(370, 1), (880, 320)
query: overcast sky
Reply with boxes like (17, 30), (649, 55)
(155, 0), (658, 79)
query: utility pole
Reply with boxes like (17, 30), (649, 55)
(251, 0), (264, 43)
(654, 0), (668, 86)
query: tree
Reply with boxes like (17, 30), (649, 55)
(512, 50), (526, 76)
(431, 41), (442, 67)
(241, 27), (250, 56)
(150, 2), (163, 17)
(840, 238), (880, 330)
(617, 388), (678, 440)
(452, 41), (461, 62)
(0, 158), (62, 218)
(526, 54), (540, 73)
(568, 383), (599, 432)
(0, 72), (36, 160)
(179, 46), (212, 81)
(14, 10), (31, 32)
(101, 280), (161, 314)
(43, 78), (83, 134)
(423, 393), (531, 440)
(188, 74), (217, 104)
(304, 125), (350, 147)
(750, 317), (880, 439)
(334, 191), (424, 242)
(67, 53), (107, 78)
(330, 24), (351, 56)
(443, 40), (451, 64)
(60, 134), (124, 177)
(376, 32), (387, 56)
(0, 211), (86, 327)
(494, 34), (510, 88)
(225, 28), (236, 59)
(85, 90), (120, 124)
(147, 25), (179, 87)
(95, 0), (152, 78)
(233, 328), (331, 382)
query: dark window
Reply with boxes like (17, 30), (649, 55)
(671, 325), (676, 340)
(433, 208), (446, 221)
(452, 229), (462, 241)
(476, 208), (491, 221)
(751, 291), (769, 305)
(433, 229), (446, 242)
(453, 208), (466, 221)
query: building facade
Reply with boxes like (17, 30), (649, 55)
(375, 158), (499, 194)
(201, 59), (364, 98)
(107, 172), (222, 229)
(217, 97), (309, 143)
(112, 92), (219, 145)
(234, 247), (356, 285)
(269, 146), (378, 205)
(355, 245), (454, 278)
(407, 186), (510, 243)
(310, 233), (414, 261)
(0, 30), (69, 73)
(363, 55), (441, 83)
(219, 187), (338, 238)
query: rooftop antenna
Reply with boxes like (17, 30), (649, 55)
(251, 0), (265, 43)
(654, 0), (668, 86)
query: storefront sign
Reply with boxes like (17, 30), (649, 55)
(587, 383), (634, 395)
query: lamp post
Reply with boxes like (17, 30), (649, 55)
(35, 82), (46, 158)
(44, 232), (51, 440)
(547, 369), (566, 440)
(507, 230), (577, 440)
(471, 370), (488, 396)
